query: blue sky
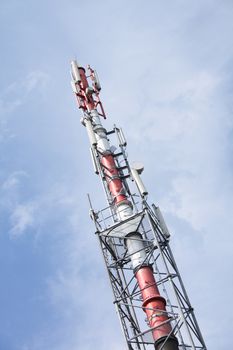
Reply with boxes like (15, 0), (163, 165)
(0, 1), (233, 349)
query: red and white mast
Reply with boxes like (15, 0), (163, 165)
(70, 60), (207, 350)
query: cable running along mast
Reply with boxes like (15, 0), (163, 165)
(70, 61), (207, 350)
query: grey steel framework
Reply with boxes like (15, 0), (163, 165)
(88, 126), (206, 350)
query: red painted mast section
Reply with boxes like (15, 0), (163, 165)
(72, 62), (178, 350)
(136, 267), (176, 348)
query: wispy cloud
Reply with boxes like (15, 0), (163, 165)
(10, 203), (35, 237)
(2, 171), (28, 190)
(0, 70), (49, 115)
(0, 71), (50, 142)
(1, 171), (81, 239)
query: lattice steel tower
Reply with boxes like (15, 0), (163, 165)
(70, 61), (207, 350)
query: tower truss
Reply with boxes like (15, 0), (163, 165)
(70, 61), (207, 350)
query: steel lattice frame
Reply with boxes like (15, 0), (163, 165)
(88, 127), (206, 350)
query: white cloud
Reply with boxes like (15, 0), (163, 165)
(22, 71), (49, 94)
(46, 257), (124, 350)
(0, 70), (50, 133)
(10, 203), (35, 237)
(0, 171), (84, 239)
(2, 171), (28, 190)
(0, 70), (50, 142)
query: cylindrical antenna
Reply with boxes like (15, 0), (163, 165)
(152, 204), (171, 239)
(85, 118), (97, 146)
(90, 147), (99, 174)
(71, 60), (81, 83)
(131, 167), (148, 197)
(93, 70), (101, 91)
(118, 128), (127, 146)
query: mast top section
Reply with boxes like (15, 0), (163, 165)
(70, 60), (106, 118)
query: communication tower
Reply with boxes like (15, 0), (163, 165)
(70, 61), (207, 350)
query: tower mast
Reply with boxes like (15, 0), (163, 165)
(70, 61), (207, 350)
